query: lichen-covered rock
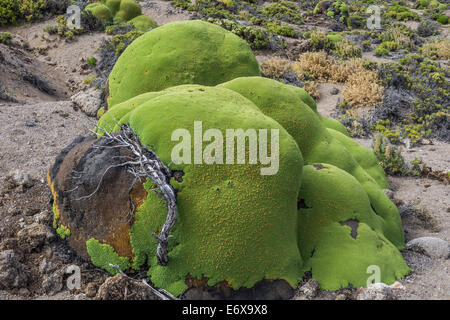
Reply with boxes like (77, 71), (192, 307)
(107, 20), (261, 107)
(71, 87), (103, 117)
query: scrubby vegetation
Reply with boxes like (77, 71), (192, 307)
(0, 0), (69, 25)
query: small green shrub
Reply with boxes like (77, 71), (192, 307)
(0, 31), (13, 44)
(372, 133), (409, 175)
(437, 14), (448, 24)
(86, 57), (97, 67)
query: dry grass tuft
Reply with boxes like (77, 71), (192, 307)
(293, 51), (384, 108)
(260, 57), (296, 78)
(421, 38), (450, 60)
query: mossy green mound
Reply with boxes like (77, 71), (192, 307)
(107, 20), (261, 107)
(89, 81), (409, 295)
(129, 15), (157, 32)
(85, 3), (114, 24)
(114, 0), (142, 23)
(85, 0), (143, 25)
(219, 77), (389, 188)
(96, 84), (304, 296)
(298, 164), (411, 289)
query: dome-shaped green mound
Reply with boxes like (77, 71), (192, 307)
(97, 84), (304, 295)
(107, 20), (261, 107)
(297, 164), (410, 289)
(85, 0), (143, 25)
(219, 77), (390, 189)
(129, 15), (157, 32)
(114, 0), (142, 23)
(85, 3), (113, 24)
(88, 82), (409, 296)
(49, 20), (410, 298)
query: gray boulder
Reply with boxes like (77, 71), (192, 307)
(406, 237), (450, 259)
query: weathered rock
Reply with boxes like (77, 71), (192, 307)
(42, 269), (65, 294)
(406, 237), (450, 259)
(356, 283), (394, 300)
(292, 279), (319, 300)
(95, 274), (161, 300)
(17, 223), (54, 252)
(48, 134), (147, 260)
(39, 257), (58, 275)
(5, 169), (34, 190)
(33, 210), (51, 225)
(70, 87), (102, 117)
(389, 281), (405, 290)
(0, 250), (28, 290)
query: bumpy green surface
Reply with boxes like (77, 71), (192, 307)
(85, 0), (143, 25)
(85, 3), (113, 24)
(97, 85), (304, 296)
(86, 238), (131, 275)
(219, 77), (388, 187)
(107, 20), (261, 107)
(84, 21), (409, 295)
(297, 164), (410, 289)
(129, 15), (157, 32)
(91, 81), (408, 295)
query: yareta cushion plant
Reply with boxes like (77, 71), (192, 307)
(106, 20), (261, 107)
(85, 0), (156, 32)
(48, 20), (410, 297)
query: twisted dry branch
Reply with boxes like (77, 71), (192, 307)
(86, 123), (178, 266)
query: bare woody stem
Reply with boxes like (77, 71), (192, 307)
(93, 124), (178, 266)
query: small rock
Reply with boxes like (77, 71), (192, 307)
(95, 274), (161, 300)
(25, 207), (40, 216)
(406, 237), (450, 259)
(39, 258), (57, 275)
(25, 121), (36, 127)
(330, 87), (339, 95)
(42, 269), (65, 294)
(356, 283), (394, 300)
(335, 293), (347, 300)
(6, 169), (34, 189)
(33, 211), (51, 224)
(85, 282), (99, 298)
(0, 250), (28, 290)
(70, 87), (102, 117)
(293, 279), (319, 300)
(383, 189), (395, 200)
(17, 223), (53, 252)
(7, 208), (22, 216)
(389, 281), (405, 290)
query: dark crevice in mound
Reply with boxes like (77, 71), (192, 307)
(172, 170), (185, 183)
(313, 164), (327, 170)
(297, 198), (311, 210)
(339, 219), (359, 239)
